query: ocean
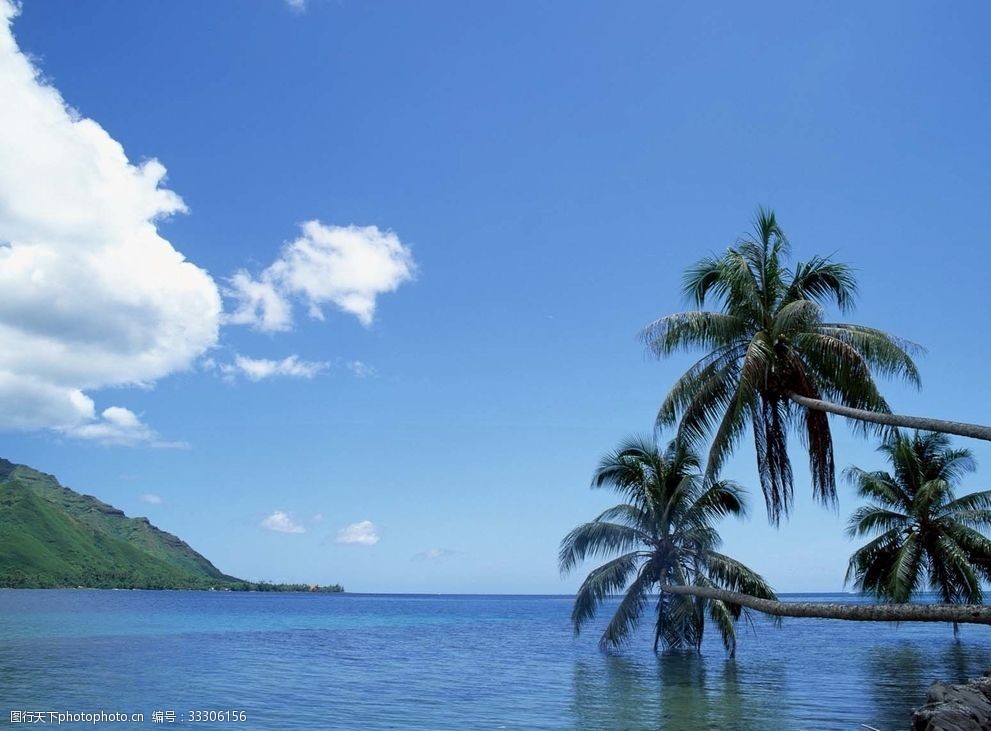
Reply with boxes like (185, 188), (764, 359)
(1, 590), (988, 730)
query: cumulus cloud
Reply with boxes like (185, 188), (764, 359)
(227, 222), (415, 331)
(0, 1), (221, 438)
(221, 354), (329, 382)
(140, 493), (163, 505)
(260, 511), (306, 534)
(412, 548), (457, 562)
(335, 520), (380, 545)
(285, 0), (307, 12)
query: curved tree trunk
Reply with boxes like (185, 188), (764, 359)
(660, 584), (991, 625)
(786, 392), (991, 443)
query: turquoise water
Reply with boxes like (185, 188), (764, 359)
(1, 591), (989, 730)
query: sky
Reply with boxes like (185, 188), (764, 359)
(1, 0), (990, 594)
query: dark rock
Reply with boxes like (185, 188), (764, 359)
(913, 672), (991, 730)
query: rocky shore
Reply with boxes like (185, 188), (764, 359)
(913, 670), (991, 730)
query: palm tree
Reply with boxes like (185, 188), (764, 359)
(846, 431), (991, 620)
(559, 435), (776, 656)
(642, 208), (991, 522)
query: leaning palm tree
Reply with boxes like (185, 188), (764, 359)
(560, 435), (776, 656)
(846, 431), (991, 622)
(643, 209), (991, 522)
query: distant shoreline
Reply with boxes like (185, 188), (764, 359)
(0, 582), (344, 593)
(1, 588), (874, 598)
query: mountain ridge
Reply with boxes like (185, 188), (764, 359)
(0, 458), (341, 592)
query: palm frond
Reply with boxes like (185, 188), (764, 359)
(593, 503), (651, 529)
(640, 311), (748, 358)
(941, 524), (991, 582)
(815, 324), (922, 386)
(845, 505), (910, 538)
(885, 531), (923, 602)
(929, 534), (982, 604)
(680, 480), (748, 527)
(843, 467), (911, 512)
(570, 552), (643, 635)
(668, 360), (743, 452)
(772, 299), (823, 340)
(693, 573), (740, 657)
(786, 256), (858, 313)
(846, 530), (901, 590)
(599, 562), (656, 648)
(797, 396), (837, 508)
(702, 551), (777, 601)
(559, 522), (650, 576)
(751, 394), (794, 522)
(703, 334), (772, 482)
(656, 562), (705, 652)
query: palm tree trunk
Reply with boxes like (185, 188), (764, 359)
(786, 392), (991, 442)
(660, 584), (991, 625)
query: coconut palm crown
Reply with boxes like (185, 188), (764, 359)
(560, 435), (776, 656)
(846, 431), (991, 616)
(642, 208), (921, 522)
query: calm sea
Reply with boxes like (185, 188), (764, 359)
(1, 590), (988, 730)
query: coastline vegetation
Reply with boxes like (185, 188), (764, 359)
(233, 581), (344, 593)
(0, 571), (344, 593)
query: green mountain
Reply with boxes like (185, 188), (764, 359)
(0, 458), (341, 591)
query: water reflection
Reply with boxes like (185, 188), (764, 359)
(572, 655), (658, 729)
(656, 651), (712, 729)
(570, 651), (788, 731)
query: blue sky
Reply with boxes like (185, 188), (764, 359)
(2, 0), (990, 593)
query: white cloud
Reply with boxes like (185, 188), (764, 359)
(335, 520), (380, 545)
(141, 493), (163, 505)
(346, 360), (376, 378)
(412, 548), (457, 562)
(260, 510), (306, 534)
(0, 3), (413, 447)
(62, 407), (186, 448)
(222, 354), (329, 382)
(285, 0), (307, 12)
(312, 513), (324, 523)
(0, 2), (221, 440)
(224, 272), (292, 332)
(227, 222), (415, 331)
